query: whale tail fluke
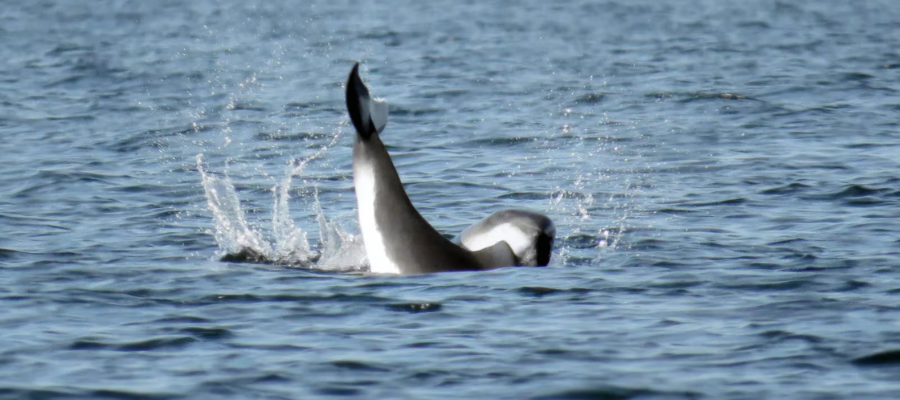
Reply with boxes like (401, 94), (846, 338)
(346, 63), (388, 138)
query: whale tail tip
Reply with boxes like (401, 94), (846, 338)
(346, 63), (388, 138)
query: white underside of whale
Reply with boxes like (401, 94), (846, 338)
(355, 164), (402, 274)
(459, 222), (532, 257)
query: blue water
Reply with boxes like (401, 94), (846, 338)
(2, 1), (900, 398)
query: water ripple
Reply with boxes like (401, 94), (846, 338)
(2, 1), (900, 399)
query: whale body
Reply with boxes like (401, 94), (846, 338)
(345, 63), (554, 274)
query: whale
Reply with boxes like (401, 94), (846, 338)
(345, 63), (555, 274)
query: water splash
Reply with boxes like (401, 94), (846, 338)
(313, 189), (368, 271)
(197, 153), (368, 271)
(270, 154), (318, 266)
(197, 154), (273, 258)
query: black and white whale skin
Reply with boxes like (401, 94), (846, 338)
(345, 63), (555, 274)
(455, 209), (555, 267)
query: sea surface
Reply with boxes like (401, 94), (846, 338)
(2, 1), (900, 399)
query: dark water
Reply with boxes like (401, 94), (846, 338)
(2, 1), (900, 398)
